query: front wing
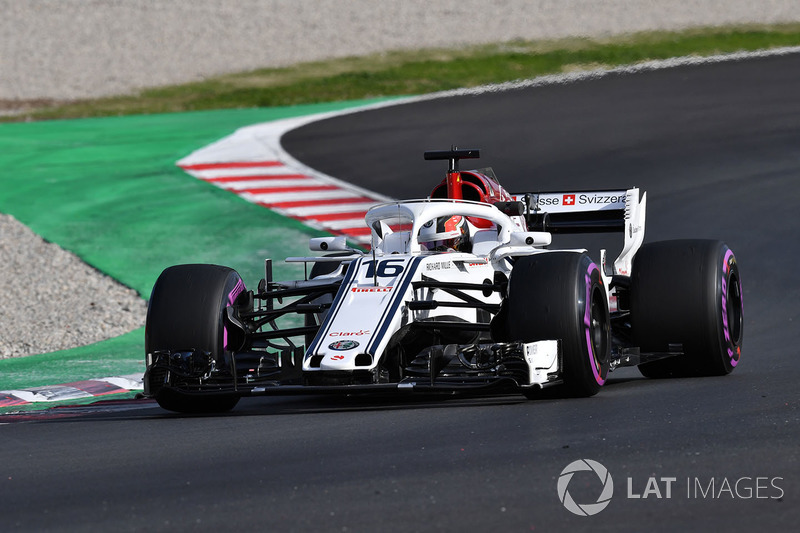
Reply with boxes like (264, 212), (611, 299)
(144, 339), (563, 398)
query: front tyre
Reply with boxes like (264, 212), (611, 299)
(145, 264), (245, 413)
(631, 240), (743, 378)
(495, 253), (611, 397)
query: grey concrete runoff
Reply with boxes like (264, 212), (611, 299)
(1, 0), (799, 100)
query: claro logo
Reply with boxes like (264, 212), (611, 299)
(329, 330), (370, 337)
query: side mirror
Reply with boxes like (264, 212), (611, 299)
(310, 236), (350, 252)
(509, 231), (551, 247)
(493, 201), (525, 217)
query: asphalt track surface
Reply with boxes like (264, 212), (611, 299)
(2, 54), (799, 531)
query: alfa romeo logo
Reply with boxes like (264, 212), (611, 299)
(557, 459), (614, 516)
(328, 340), (359, 351)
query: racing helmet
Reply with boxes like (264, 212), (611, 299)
(419, 215), (471, 252)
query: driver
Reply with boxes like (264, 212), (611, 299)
(418, 215), (471, 252)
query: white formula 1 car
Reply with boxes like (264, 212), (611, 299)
(144, 149), (743, 413)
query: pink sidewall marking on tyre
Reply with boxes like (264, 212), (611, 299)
(585, 262), (605, 385)
(721, 248), (741, 368)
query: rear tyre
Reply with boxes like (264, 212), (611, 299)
(145, 264), (245, 413)
(631, 240), (743, 378)
(495, 253), (611, 397)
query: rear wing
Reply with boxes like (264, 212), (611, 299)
(512, 188), (647, 276)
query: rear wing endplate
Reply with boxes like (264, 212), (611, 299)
(512, 188), (647, 276)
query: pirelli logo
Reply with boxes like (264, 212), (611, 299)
(351, 286), (393, 293)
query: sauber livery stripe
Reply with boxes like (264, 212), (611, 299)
(305, 259), (361, 357)
(366, 256), (423, 355)
(305, 256), (423, 362)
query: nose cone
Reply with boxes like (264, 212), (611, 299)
(320, 339), (362, 369)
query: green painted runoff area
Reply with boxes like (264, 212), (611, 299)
(0, 99), (392, 397)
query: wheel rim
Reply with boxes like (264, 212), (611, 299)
(727, 272), (743, 346)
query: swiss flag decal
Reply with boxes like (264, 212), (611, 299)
(563, 194), (576, 206)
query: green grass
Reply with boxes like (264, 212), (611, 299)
(4, 24), (800, 122)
